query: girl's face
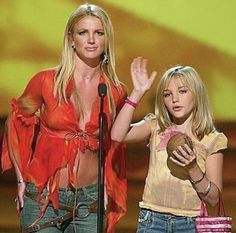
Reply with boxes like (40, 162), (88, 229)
(71, 15), (105, 63)
(163, 77), (194, 124)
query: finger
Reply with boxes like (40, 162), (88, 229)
(15, 198), (20, 211)
(147, 71), (157, 88)
(131, 57), (140, 76)
(173, 149), (188, 164)
(138, 57), (144, 72)
(150, 71), (157, 81)
(18, 194), (24, 209)
(140, 58), (147, 73)
(19, 199), (24, 209)
(169, 155), (185, 167)
(183, 144), (194, 155)
(131, 66), (137, 79)
(131, 57), (139, 69)
(177, 146), (190, 159)
(131, 59), (136, 74)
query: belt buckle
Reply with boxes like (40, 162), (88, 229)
(32, 224), (40, 232)
(76, 203), (90, 219)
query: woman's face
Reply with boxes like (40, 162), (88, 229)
(163, 77), (194, 124)
(71, 15), (105, 63)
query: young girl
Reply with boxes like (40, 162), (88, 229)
(111, 57), (227, 232)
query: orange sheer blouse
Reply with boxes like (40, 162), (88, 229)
(1, 68), (127, 233)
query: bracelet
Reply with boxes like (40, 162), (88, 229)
(197, 181), (212, 196)
(190, 173), (205, 185)
(125, 98), (138, 109)
(17, 179), (24, 185)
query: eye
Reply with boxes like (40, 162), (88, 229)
(96, 31), (104, 36)
(77, 30), (87, 35)
(163, 92), (171, 98)
(179, 89), (188, 94)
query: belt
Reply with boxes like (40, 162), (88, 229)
(22, 190), (98, 233)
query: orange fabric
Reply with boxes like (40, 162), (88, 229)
(1, 68), (127, 233)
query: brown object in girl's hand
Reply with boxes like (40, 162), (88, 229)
(167, 133), (193, 157)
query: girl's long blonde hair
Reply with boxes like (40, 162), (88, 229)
(155, 65), (214, 140)
(53, 3), (122, 118)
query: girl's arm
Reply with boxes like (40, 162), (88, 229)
(111, 57), (157, 143)
(171, 145), (224, 207)
(189, 152), (223, 207)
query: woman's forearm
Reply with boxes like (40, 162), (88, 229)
(6, 113), (24, 182)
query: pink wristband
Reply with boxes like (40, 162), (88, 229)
(125, 98), (138, 108)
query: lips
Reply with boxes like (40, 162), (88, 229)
(85, 47), (97, 51)
(172, 106), (183, 111)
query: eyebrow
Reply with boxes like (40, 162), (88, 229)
(163, 85), (188, 92)
(77, 28), (104, 31)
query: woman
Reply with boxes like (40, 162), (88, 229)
(111, 57), (227, 232)
(1, 4), (127, 233)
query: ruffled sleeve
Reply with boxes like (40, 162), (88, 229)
(105, 141), (127, 233)
(105, 83), (127, 233)
(1, 71), (44, 178)
(208, 132), (228, 155)
(194, 131), (228, 173)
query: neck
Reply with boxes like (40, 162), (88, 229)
(74, 61), (101, 81)
(173, 114), (193, 134)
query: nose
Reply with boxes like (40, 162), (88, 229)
(172, 93), (179, 103)
(88, 33), (95, 44)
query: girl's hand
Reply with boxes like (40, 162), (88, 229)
(15, 181), (26, 213)
(131, 57), (157, 95)
(170, 144), (197, 169)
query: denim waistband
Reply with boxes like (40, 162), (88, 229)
(26, 182), (98, 197)
(141, 208), (196, 221)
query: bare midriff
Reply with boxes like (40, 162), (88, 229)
(59, 149), (98, 188)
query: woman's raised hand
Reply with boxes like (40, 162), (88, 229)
(131, 57), (157, 95)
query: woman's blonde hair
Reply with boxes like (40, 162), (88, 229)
(155, 65), (214, 140)
(53, 3), (122, 118)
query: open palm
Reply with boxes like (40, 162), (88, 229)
(131, 57), (157, 94)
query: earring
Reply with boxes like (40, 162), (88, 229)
(71, 42), (75, 51)
(102, 53), (109, 64)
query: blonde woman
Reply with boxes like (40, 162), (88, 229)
(1, 4), (127, 233)
(111, 57), (227, 232)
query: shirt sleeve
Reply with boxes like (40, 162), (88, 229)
(208, 132), (228, 155)
(1, 71), (45, 177)
(14, 71), (45, 116)
(105, 82), (127, 233)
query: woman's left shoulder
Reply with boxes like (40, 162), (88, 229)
(40, 67), (57, 81)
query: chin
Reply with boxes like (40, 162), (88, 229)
(172, 115), (187, 123)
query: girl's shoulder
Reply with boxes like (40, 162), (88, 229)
(144, 113), (159, 132)
(200, 130), (228, 155)
(144, 113), (157, 121)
